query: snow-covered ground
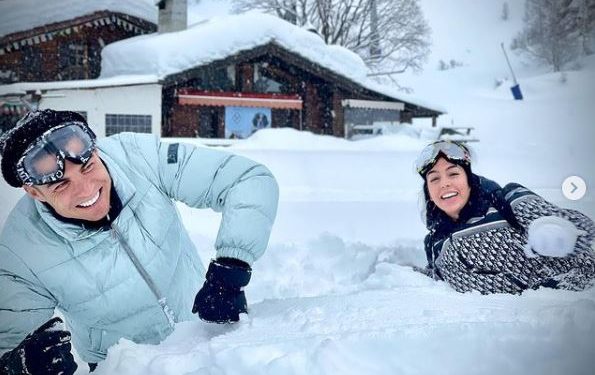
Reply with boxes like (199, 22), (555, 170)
(1, 1), (595, 374)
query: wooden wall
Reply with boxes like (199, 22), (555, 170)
(167, 102), (224, 138)
(161, 49), (429, 138)
(0, 13), (155, 83)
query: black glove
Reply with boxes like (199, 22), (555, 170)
(0, 317), (77, 375)
(192, 257), (252, 323)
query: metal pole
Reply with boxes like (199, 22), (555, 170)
(501, 42), (518, 85)
(501, 42), (523, 100)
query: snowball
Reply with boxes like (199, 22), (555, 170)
(525, 216), (580, 258)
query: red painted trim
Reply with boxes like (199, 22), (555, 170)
(177, 89), (301, 101)
(177, 89), (303, 109)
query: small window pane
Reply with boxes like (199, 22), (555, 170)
(104, 114), (152, 136)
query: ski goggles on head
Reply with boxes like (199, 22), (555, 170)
(415, 140), (471, 176)
(16, 122), (96, 186)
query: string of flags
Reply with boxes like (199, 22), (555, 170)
(0, 15), (151, 55)
(0, 100), (28, 115)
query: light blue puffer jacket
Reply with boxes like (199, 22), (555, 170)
(0, 133), (278, 363)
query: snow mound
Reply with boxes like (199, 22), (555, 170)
(229, 128), (430, 151)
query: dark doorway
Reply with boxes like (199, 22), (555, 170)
(198, 107), (219, 138)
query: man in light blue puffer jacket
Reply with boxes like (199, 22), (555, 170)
(0, 109), (278, 374)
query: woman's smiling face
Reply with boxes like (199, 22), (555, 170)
(426, 157), (471, 220)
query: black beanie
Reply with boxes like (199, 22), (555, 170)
(0, 109), (92, 187)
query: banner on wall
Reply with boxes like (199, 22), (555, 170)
(224, 106), (271, 139)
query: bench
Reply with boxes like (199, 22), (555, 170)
(351, 124), (383, 134)
(438, 126), (479, 142)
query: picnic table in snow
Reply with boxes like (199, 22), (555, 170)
(437, 126), (479, 142)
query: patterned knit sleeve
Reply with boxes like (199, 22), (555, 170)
(501, 183), (595, 290)
(501, 183), (595, 244)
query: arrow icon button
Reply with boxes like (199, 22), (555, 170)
(562, 176), (586, 201)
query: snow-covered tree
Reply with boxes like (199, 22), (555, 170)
(511, 0), (588, 71)
(575, 0), (595, 55)
(501, 2), (509, 21)
(232, 0), (431, 76)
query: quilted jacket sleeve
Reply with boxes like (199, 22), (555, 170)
(117, 134), (279, 265)
(501, 183), (595, 242)
(0, 245), (56, 355)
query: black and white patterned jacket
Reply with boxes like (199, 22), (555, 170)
(424, 176), (595, 294)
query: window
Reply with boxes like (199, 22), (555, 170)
(59, 42), (87, 80)
(344, 107), (400, 126)
(191, 66), (234, 91)
(23, 47), (42, 81)
(105, 114), (152, 136)
(253, 63), (286, 94)
(344, 107), (401, 139)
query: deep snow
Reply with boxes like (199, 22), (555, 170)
(1, 1), (594, 374)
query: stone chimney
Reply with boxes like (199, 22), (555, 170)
(156, 0), (188, 33)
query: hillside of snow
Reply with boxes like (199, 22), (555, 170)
(1, 1), (594, 374)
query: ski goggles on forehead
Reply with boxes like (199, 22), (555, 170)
(16, 122), (96, 186)
(415, 141), (471, 176)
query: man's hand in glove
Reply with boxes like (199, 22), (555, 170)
(0, 317), (77, 375)
(192, 257), (252, 323)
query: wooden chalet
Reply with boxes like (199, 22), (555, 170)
(0, 1), (157, 132)
(161, 42), (442, 139)
(0, 11), (155, 84)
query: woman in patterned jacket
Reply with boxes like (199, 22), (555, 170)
(417, 140), (595, 294)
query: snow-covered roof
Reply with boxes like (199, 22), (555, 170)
(0, 75), (160, 96)
(0, 0), (157, 38)
(101, 13), (445, 113)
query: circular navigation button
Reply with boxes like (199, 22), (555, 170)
(562, 176), (586, 201)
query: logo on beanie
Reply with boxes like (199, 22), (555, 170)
(17, 167), (31, 186)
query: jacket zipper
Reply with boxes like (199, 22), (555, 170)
(111, 224), (176, 328)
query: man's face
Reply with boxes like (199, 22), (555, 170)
(24, 151), (112, 221)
